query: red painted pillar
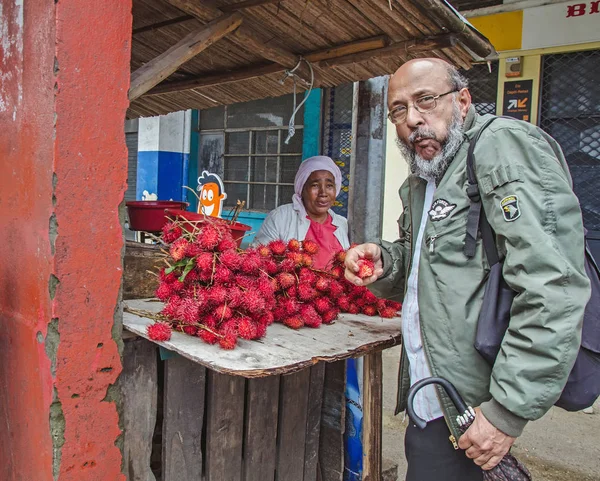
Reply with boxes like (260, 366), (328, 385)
(0, 1), (131, 480)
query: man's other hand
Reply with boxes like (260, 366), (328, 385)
(344, 243), (384, 286)
(458, 407), (516, 470)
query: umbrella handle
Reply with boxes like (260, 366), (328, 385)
(406, 377), (469, 429)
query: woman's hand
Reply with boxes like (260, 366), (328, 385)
(344, 243), (384, 286)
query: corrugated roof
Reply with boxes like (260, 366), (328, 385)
(128, 0), (494, 118)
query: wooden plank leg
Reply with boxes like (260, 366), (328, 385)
(303, 363), (326, 481)
(162, 355), (206, 481)
(319, 361), (346, 481)
(120, 338), (158, 481)
(205, 371), (245, 481)
(275, 368), (311, 481)
(243, 376), (280, 481)
(362, 352), (383, 481)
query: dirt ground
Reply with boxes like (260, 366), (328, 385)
(382, 346), (600, 481)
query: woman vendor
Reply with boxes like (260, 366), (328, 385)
(253, 156), (363, 479)
(253, 155), (350, 262)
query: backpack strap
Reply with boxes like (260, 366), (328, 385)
(464, 117), (500, 259)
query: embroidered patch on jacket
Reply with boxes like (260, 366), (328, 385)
(428, 199), (457, 221)
(500, 195), (521, 221)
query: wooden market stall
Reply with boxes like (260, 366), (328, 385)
(122, 2), (495, 481)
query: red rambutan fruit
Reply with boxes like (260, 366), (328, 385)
(268, 239), (287, 256)
(302, 254), (314, 267)
(283, 316), (304, 329)
(241, 253), (262, 275)
(220, 250), (242, 270)
(329, 280), (345, 298)
(315, 277), (330, 292)
(195, 252), (214, 272)
(198, 225), (220, 250)
(263, 258), (279, 275)
(272, 307), (287, 322)
(377, 299), (387, 311)
(314, 297), (332, 314)
(243, 288), (266, 314)
(301, 305), (322, 328)
(280, 298), (300, 315)
(198, 329), (219, 345)
(287, 239), (301, 252)
(297, 284), (317, 301)
(259, 311), (274, 326)
(322, 309), (339, 324)
(184, 241), (204, 258)
(364, 290), (378, 304)
(156, 282), (174, 301)
(387, 300), (402, 311)
(214, 265), (232, 284)
(379, 307), (397, 318)
(279, 258), (296, 273)
(287, 285), (298, 298)
(336, 296), (351, 312)
(302, 240), (319, 255)
(235, 274), (257, 290)
(330, 265), (345, 279)
(277, 272), (296, 289)
(217, 235), (237, 252)
(202, 315), (217, 329)
(169, 238), (189, 261)
(162, 222), (183, 244)
(238, 316), (258, 340)
(255, 321), (267, 339)
(219, 319), (238, 336)
(347, 304), (360, 315)
(257, 276), (275, 298)
(183, 326), (198, 336)
(162, 297), (182, 319)
(219, 333), (237, 350)
(357, 259), (375, 279)
(215, 303), (233, 321)
(287, 251), (305, 266)
(147, 322), (172, 342)
(257, 244), (272, 258)
(177, 297), (200, 324)
(227, 287), (244, 308)
(207, 285), (228, 305)
(362, 305), (377, 316)
(299, 268), (317, 284)
(334, 249), (347, 264)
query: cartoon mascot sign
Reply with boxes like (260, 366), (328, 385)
(197, 171), (227, 218)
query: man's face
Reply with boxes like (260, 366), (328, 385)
(388, 61), (471, 177)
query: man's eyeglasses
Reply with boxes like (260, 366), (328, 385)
(387, 90), (459, 125)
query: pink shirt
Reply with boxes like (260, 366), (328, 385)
(304, 215), (343, 270)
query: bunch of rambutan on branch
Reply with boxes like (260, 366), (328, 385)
(142, 216), (401, 350)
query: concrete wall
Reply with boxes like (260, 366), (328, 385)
(382, 121), (409, 242)
(0, 1), (130, 479)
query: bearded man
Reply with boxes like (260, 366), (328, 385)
(345, 59), (590, 480)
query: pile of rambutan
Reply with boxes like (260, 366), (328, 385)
(146, 217), (401, 350)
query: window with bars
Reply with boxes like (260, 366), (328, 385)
(461, 61), (499, 116)
(198, 94), (305, 212)
(539, 50), (600, 234)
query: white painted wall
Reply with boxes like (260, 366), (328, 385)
(381, 120), (410, 242)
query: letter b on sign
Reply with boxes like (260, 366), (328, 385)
(567, 3), (586, 16)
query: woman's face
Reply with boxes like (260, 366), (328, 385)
(302, 170), (336, 221)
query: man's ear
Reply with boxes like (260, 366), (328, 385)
(458, 88), (472, 118)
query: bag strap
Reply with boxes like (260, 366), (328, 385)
(464, 117), (500, 260)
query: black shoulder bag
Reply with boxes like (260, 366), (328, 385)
(465, 117), (600, 412)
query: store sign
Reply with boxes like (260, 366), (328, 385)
(502, 80), (533, 122)
(522, 2), (600, 50)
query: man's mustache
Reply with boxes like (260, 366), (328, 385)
(408, 128), (437, 144)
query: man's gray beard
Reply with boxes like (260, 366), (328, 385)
(395, 103), (465, 181)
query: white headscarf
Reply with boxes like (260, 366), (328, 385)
(292, 156), (342, 216)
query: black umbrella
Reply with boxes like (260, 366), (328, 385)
(407, 377), (532, 481)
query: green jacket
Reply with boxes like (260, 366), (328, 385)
(371, 107), (590, 444)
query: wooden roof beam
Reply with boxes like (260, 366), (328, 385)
(167, 0), (306, 73)
(129, 13), (242, 100)
(129, 13), (243, 101)
(416, 0), (493, 58)
(144, 33), (458, 96)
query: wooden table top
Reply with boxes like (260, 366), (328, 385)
(123, 298), (402, 378)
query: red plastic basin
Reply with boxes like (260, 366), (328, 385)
(126, 201), (188, 232)
(164, 209), (251, 248)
